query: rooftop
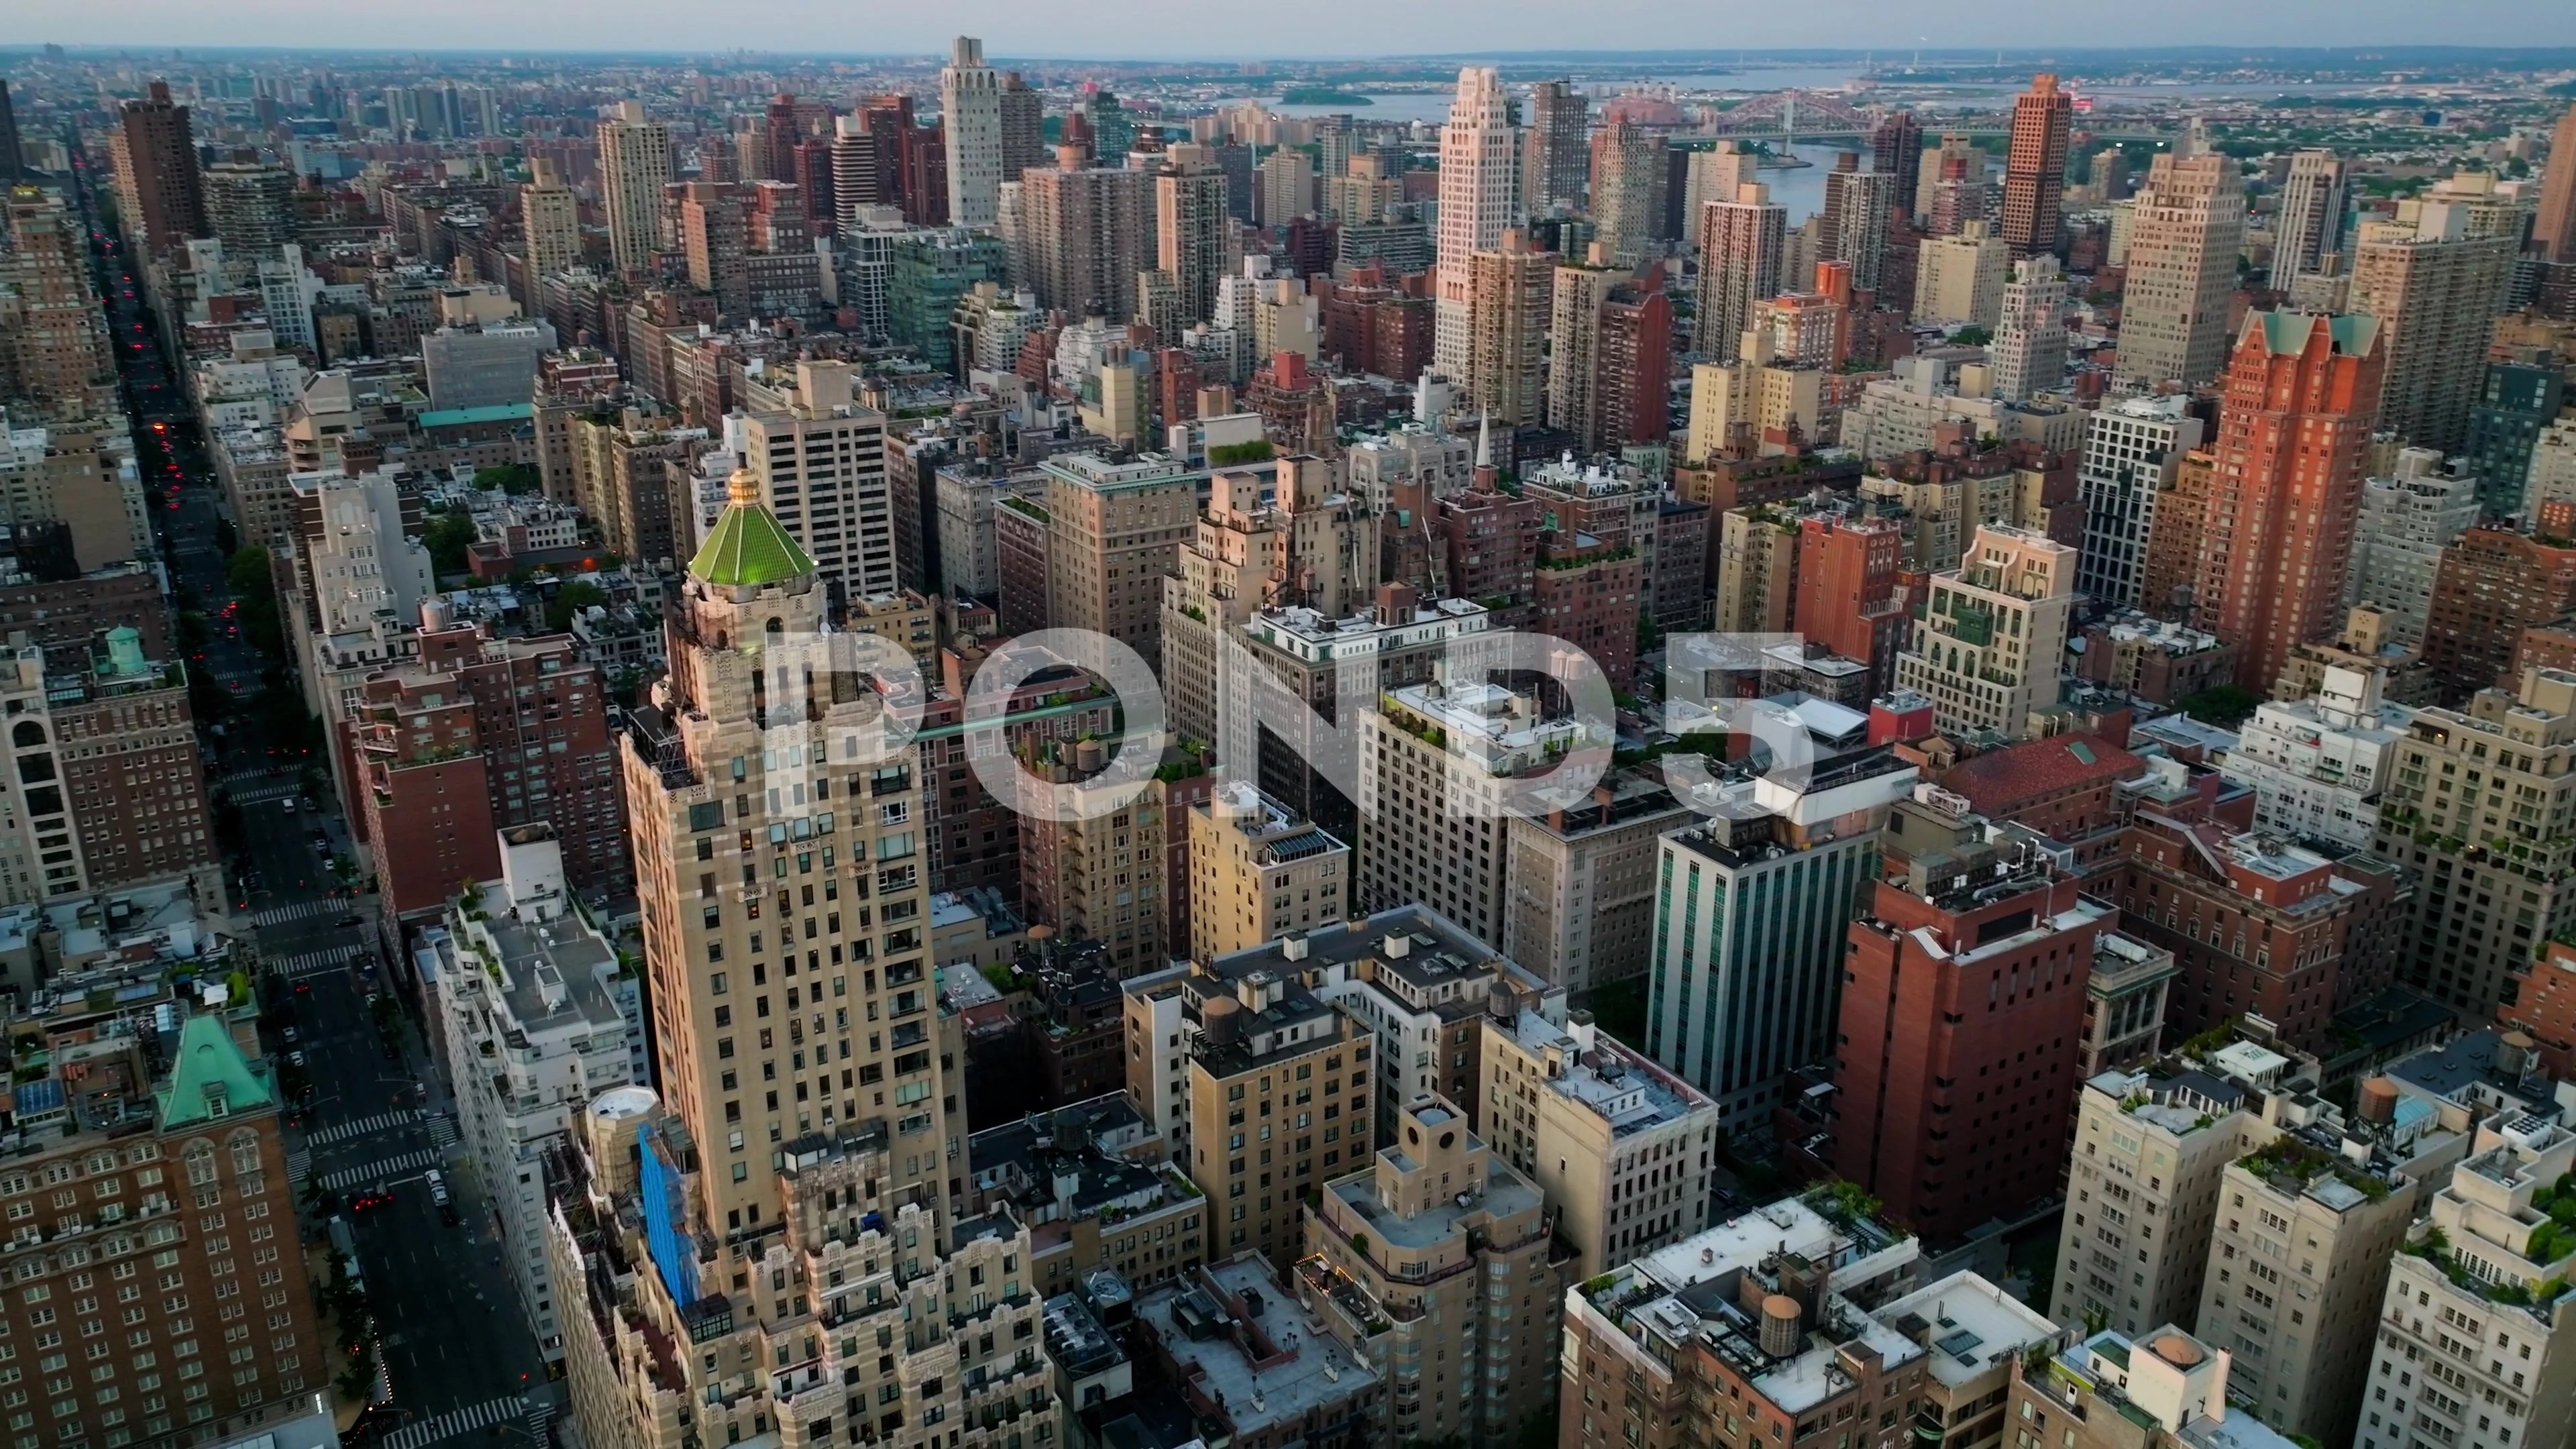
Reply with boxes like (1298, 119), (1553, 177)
(1326, 1132), (1546, 1252)
(1136, 1255), (1375, 1437)
(1876, 1271), (2059, 1391)
(1505, 1012), (1716, 1139)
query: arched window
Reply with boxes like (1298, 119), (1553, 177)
(10, 720), (42, 748)
(182, 1140), (218, 1187)
(227, 1130), (262, 1178)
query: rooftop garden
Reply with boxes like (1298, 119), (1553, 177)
(2240, 1136), (2388, 1202)
(1208, 439), (1275, 468)
(2402, 1225), (2574, 1309)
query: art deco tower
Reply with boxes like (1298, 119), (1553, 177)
(1435, 66), (1519, 381)
(621, 465), (951, 1237)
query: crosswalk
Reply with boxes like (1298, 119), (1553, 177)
(315, 1148), (443, 1193)
(426, 1114), (459, 1150)
(264, 948), (348, 978)
(229, 782), (298, 804)
(284, 1150), (309, 1185)
(381, 1395), (530, 1449)
(304, 1110), (419, 1148)
(252, 899), (348, 928)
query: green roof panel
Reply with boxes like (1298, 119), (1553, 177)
(689, 501), (817, 588)
(156, 1013), (276, 1127)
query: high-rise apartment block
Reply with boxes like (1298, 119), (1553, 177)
(1161, 454), (1357, 749)
(1648, 748), (1918, 1132)
(2372, 666), (2576, 1016)
(1481, 1008), (1719, 1274)
(1501, 769), (1696, 994)
(2223, 665), (2415, 852)
(1357, 676), (1598, 948)
(1990, 254), (2068, 401)
(939, 36), (1004, 227)
(1184, 783), (1350, 964)
(2420, 526), (2576, 705)
(1118, 949), (1378, 1270)
(1043, 449), (1201, 661)
(2345, 447), (2479, 653)
(1155, 144), (1230, 327)
(1523, 79), (1589, 212)
(738, 360), (895, 614)
(1893, 523), (2076, 739)
(2538, 102), (2576, 264)
(1821, 154), (1892, 290)
(2356, 1119), (2576, 1449)
(1911, 218), (2010, 327)
(2002, 74), (2072, 258)
(2269, 149), (2350, 288)
(1695, 184), (1785, 363)
(112, 80), (205, 254)
(2194, 313), (2385, 693)
(2351, 176), (2522, 456)
(1589, 121), (1667, 266)
(2116, 147), (2246, 388)
(1012, 147), (1151, 321)
(0, 998), (323, 1447)
(596, 101), (674, 276)
(1465, 227), (1552, 427)
(2074, 394), (2205, 610)
(1299, 1093), (1570, 1447)
(1834, 828), (2108, 1244)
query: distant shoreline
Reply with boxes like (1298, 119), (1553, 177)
(1277, 87), (1374, 105)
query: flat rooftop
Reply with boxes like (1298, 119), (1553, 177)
(1326, 1140), (1544, 1252)
(1876, 1271), (2059, 1391)
(1136, 1255), (1375, 1437)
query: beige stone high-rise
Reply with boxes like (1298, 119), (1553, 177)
(521, 156), (582, 284)
(1588, 120), (1666, 266)
(2350, 174), (2520, 456)
(1185, 782), (1350, 963)
(1044, 450), (1201, 661)
(1016, 147), (1152, 321)
(939, 36), (1004, 227)
(1159, 455), (1356, 750)
(596, 100), (672, 276)
(1435, 66), (1519, 380)
(619, 465), (949, 1238)
(1911, 217), (2009, 327)
(1155, 144), (1230, 326)
(1694, 182), (1784, 364)
(2114, 146), (2245, 388)
(1892, 523), (2075, 739)
(1465, 227), (1552, 426)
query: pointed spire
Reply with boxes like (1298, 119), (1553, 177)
(1477, 409), (1491, 468)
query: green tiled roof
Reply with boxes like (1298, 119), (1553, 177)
(419, 402), (533, 428)
(156, 1014), (274, 1127)
(689, 501), (816, 588)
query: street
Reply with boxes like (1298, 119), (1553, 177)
(70, 160), (561, 1444)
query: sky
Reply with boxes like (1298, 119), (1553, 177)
(7, 0), (2576, 62)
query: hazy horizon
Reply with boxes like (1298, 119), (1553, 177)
(7, 0), (2576, 65)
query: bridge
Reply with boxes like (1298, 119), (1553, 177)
(1700, 89), (2175, 144)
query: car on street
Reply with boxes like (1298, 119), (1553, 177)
(439, 1201), (462, 1227)
(286, 1051), (306, 1068)
(281, 1026), (298, 1044)
(351, 1184), (392, 1213)
(337, 914), (364, 927)
(280, 799), (297, 812)
(425, 1169), (450, 1208)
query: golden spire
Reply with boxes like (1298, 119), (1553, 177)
(727, 463), (761, 508)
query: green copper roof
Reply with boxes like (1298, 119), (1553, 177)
(689, 501), (816, 588)
(2244, 311), (2380, 360)
(156, 1014), (275, 1127)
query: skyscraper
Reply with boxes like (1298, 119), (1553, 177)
(939, 35), (1004, 227)
(1155, 144), (1230, 327)
(1819, 154), (1891, 290)
(1465, 227), (1551, 425)
(596, 100), (673, 276)
(2000, 73), (2072, 258)
(1990, 254), (2068, 402)
(2535, 103), (2576, 264)
(2351, 175), (2520, 456)
(1523, 78), (1589, 212)
(1587, 121), (1666, 265)
(2115, 145), (2246, 388)
(1694, 182), (1784, 363)
(1870, 109), (1924, 217)
(1000, 70), (1046, 180)
(1015, 146), (1151, 321)
(617, 463), (949, 1242)
(1435, 66), (1519, 382)
(201, 151), (294, 262)
(2194, 312), (2385, 692)
(0, 79), (23, 183)
(521, 155), (582, 284)
(2269, 148), (2350, 288)
(2074, 393), (2204, 610)
(114, 80), (205, 254)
